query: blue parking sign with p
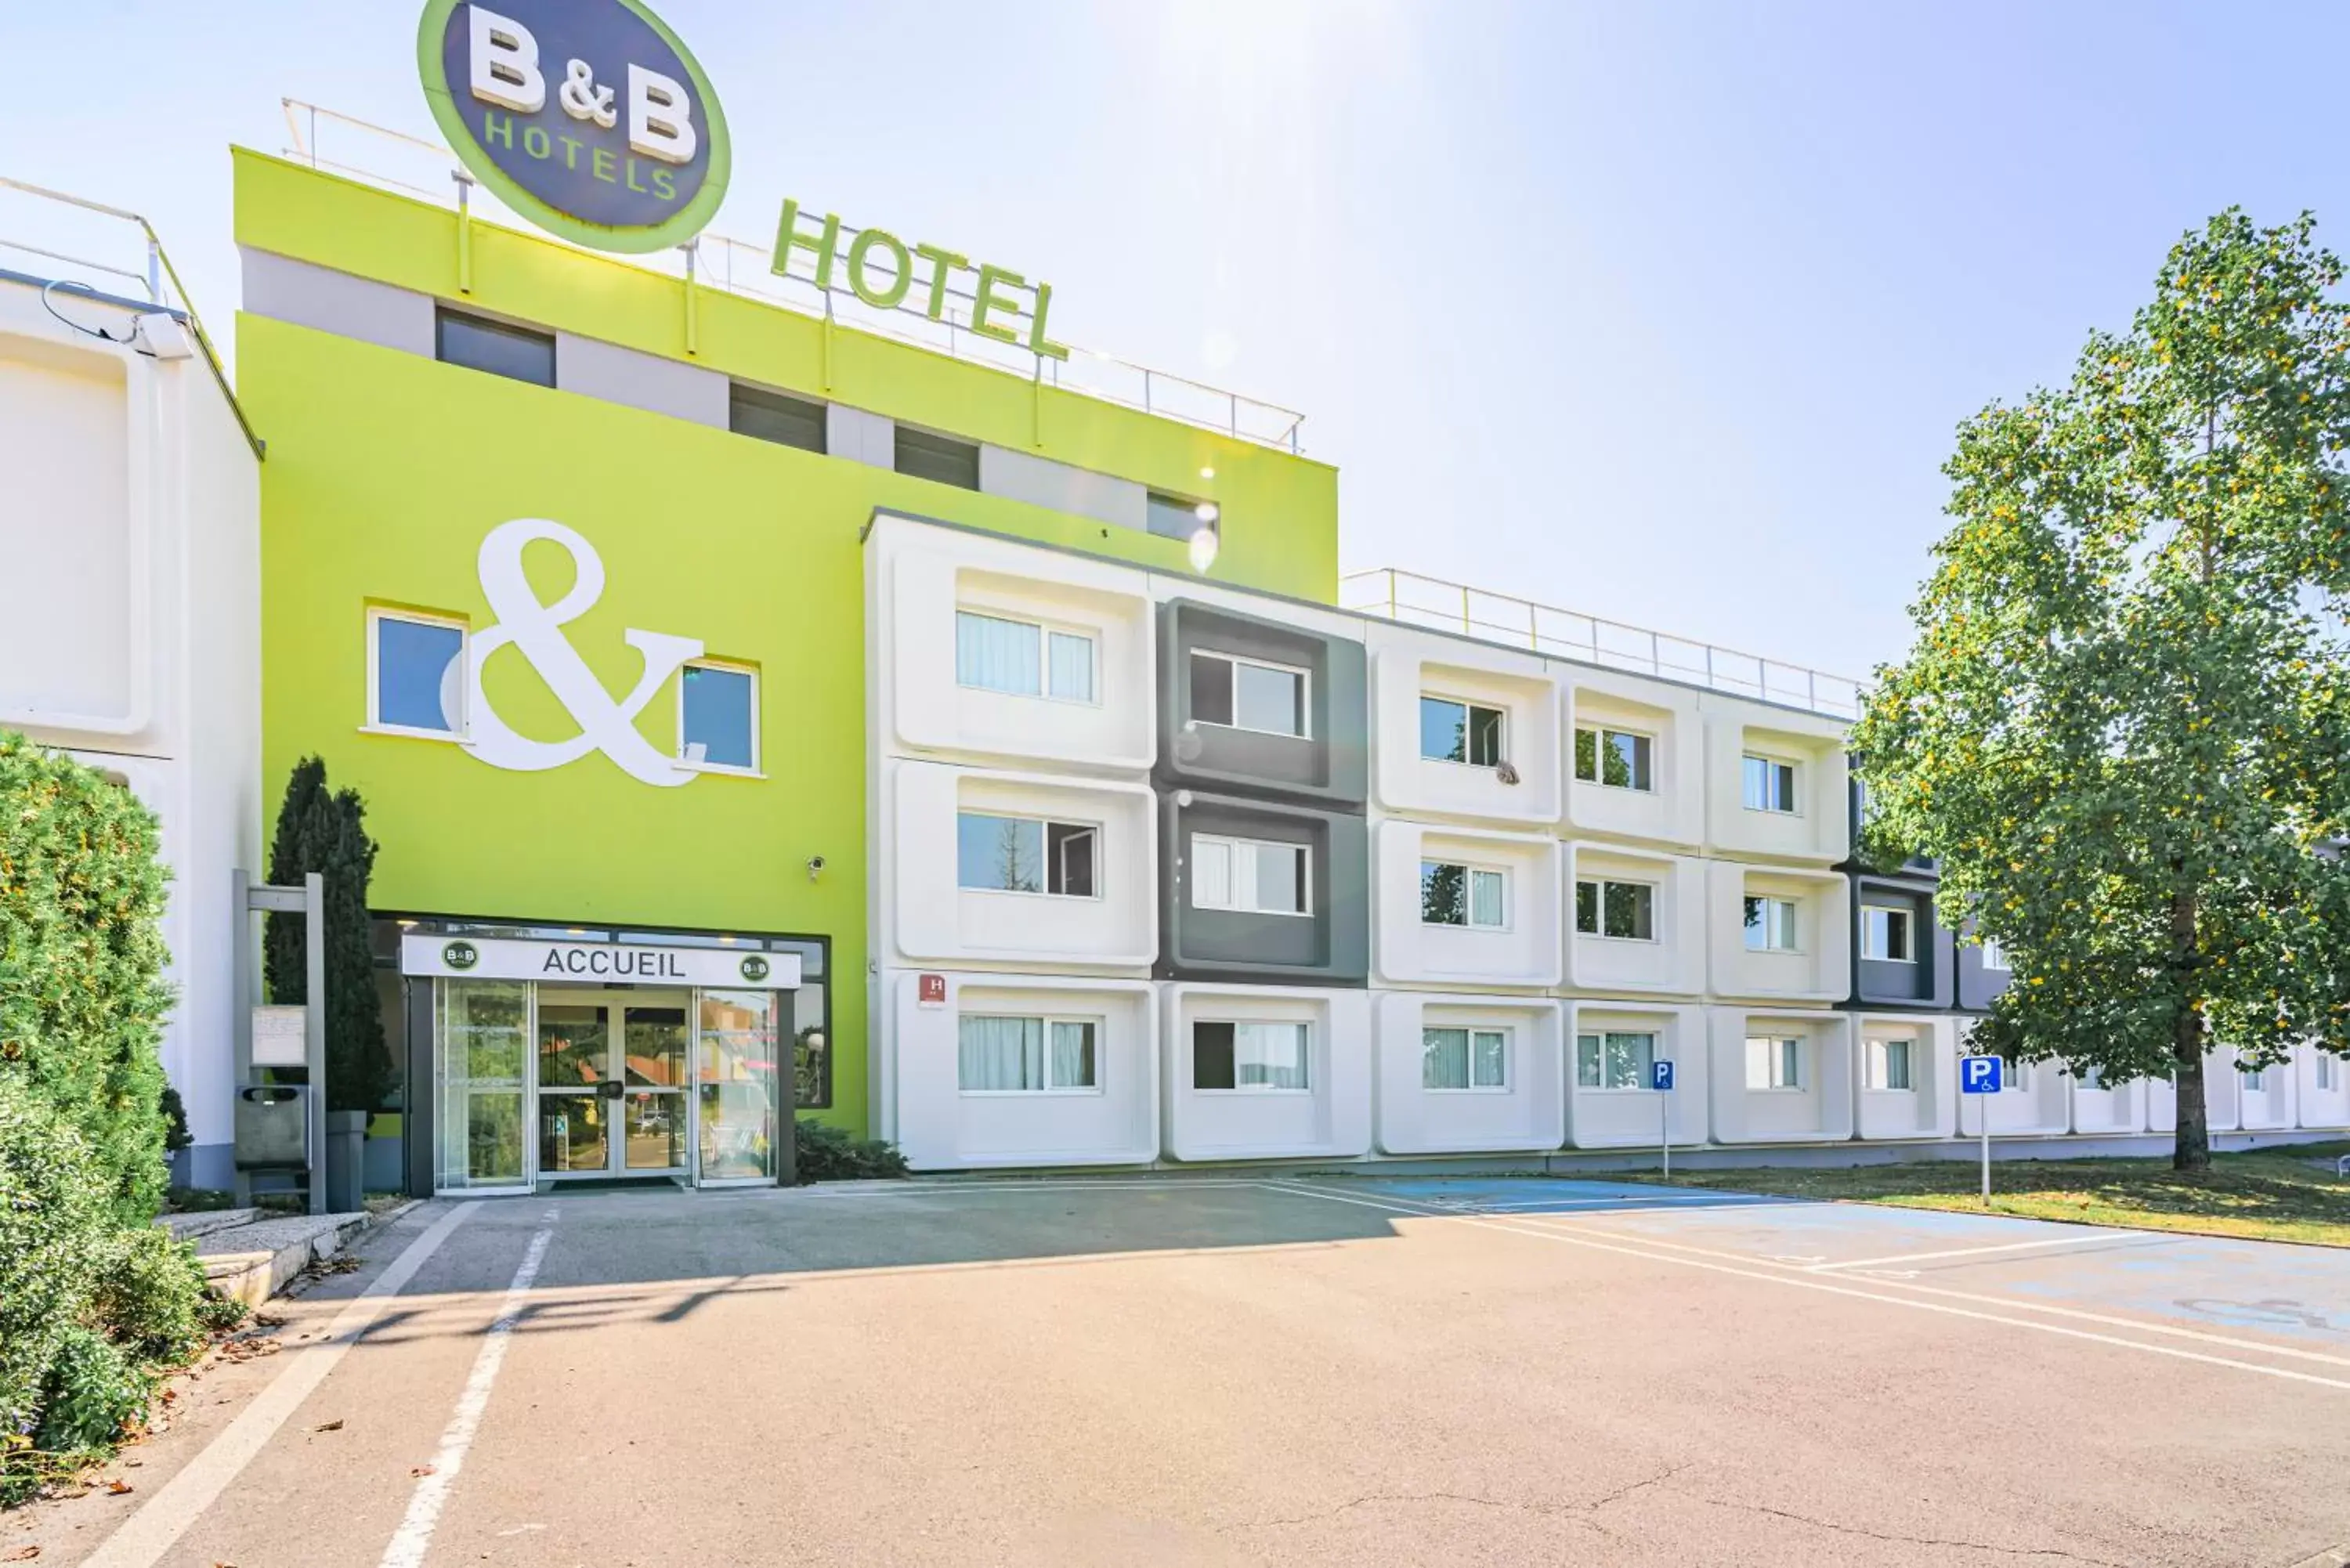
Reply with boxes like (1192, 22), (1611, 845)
(1650, 1059), (1676, 1093)
(1960, 1055), (2003, 1095)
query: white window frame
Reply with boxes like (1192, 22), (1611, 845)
(1742, 751), (1802, 815)
(364, 606), (469, 740)
(1423, 1025), (1511, 1093)
(1574, 724), (1656, 793)
(1744, 1035), (1804, 1091)
(1861, 905), (1914, 963)
(1575, 1030), (1659, 1093)
(955, 1013), (1104, 1097)
(1979, 938), (2010, 972)
(1189, 833), (1313, 917)
(1422, 860), (1510, 930)
(2318, 1054), (2340, 1093)
(1743, 894), (1801, 953)
(1191, 649), (1313, 739)
(2239, 1060), (2279, 1096)
(954, 810), (1102, 900)
(674, 658), (761, 776)
(1420, 692), (1508, 768)
(1193, 1019), (1314, 1094)
(1574, 876), (1658, 943)
(2002, 1057), (2033, 1093)
(953, 607), (1101, 706)
(1864, 1035), (1914, 1092)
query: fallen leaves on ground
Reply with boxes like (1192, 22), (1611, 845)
(312, 1420), (343, 1433)
(409, 1464), (436, 1478)
(105, 1480), (132, 1496)
(3, 1545), (42, 1561)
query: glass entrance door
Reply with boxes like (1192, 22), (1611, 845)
(536, 989), (691, 1180)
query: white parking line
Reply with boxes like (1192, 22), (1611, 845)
(378, 1206), (557, 1568)
(1810, 1234), (2154, 1270)
(1258, 1182), (2350, 1393)
(81, 1202), (480, 1568)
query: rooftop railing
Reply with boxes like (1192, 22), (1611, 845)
(278, 100), (1308, 453)
(1341, 567), (1864, 720)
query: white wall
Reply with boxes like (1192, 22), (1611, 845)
(2236, 1056), (2298, 1132)
(1372, 993), (1564, 1154)
(1567, 1001), (1708, 1148)
(1707, 862), (1849, 1003)
(1851, 1015), (1956, 1140)
(1162, 985), (1372, 1161)
(886, 972), (1156, 1169)
(885, 761), (1155, 970)
(1562, 671), (1704, 850)
(2298, 1046), (2350, 1130)
(1368, 624), (1560, 827)
(1701, 697), (1849, 863)
(2069, 1073), (2150, 1136)
(1958, 1058), (2071, 1136)
(1708, 1008), (1855, 1143)
(2146, 1057), (2243, 1135)
(869, 513), (1155, 774)
(1564, 843), (1705, 995)
(1372, 822), (1562, 988)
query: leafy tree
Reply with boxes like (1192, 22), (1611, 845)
(265, 757), (392, 1115)
(1854, 209), (2350, 1170)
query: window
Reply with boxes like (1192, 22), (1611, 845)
(2316, 1055), (2340, 1092)
(2002, 1056), (2032, 1093)
(436, 308), (555, 386)
(955, 812), (1097, 897)
(956, 1016), (1098, 1092)
(1191, 834), (1310, 916)
(1861, 905), (1914, 962)
(1147, 491), (1215, 541)
(1979, 938), (2009, 972)
(2240, 1061), (2279, 1095)
(895, 426), (980, 489)
(1742, 895), (1799, 952)
(954, 611), (1096, 703)
(1576, 1031), (1657, 1091)
(675, 662), (757, 771)
(1574, 727), (1654, 791)
(1190, 650), (1308, 737)
(729, 384), (826, 452)
(1420, 696), (1506, 767)
(1744, 1036), (1803, 1090)
(2077, 1064), (2105, 1090)
(1574, 878), (1655, 941)
(1742, 753), (1799, 814)
(1423, 861), (1507, 928)
(1864, 1037), (1914, 1091)
(1424, 1028), (1509, 1090)
(369, 610), (465, 736)
(1192, 1021), (1310, 1091)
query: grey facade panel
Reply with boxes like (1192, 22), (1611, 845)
(1158, 791), (1368, 985)
(1956, 941), (2012, 1013)
(829, 404), (896, 468)
(240, 248), (436, 359)
(1849, 874), (1954, 1010)
(555, 332), (728, 428)
(1155, 598), (1368, 807)
(980, 443), (1148, 533)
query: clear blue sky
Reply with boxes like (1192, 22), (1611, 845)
(9, 1), (2346, 679)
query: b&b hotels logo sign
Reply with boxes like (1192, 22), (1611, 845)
(418, 0), (729, 253)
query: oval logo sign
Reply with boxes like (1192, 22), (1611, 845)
(443, 940), (481, 970)
(738, 954), (771, 984)
(418, 0), (729, 254)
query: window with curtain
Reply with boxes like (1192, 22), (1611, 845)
(1865, 1037), (1913, 1090)
(956, 611), (1094, 703)
(1575, 1031), (1656, 1090)
(1861, 906), (1914, 962)
(1190, 834), (1310, 915)
(1742, 894), (1799, 952)
(1574, 878), (1654, 940)
(1744, 1036), (1802, 1089)
(1741, 753), (1799, 813)
(1190, 650), (1308, 736)
(1422, 862), (1509, 928)
(1192, 1021), (1310, 1090)
(957, 1015), (1098, 1092)
(1423, 1027), (1509, 1090)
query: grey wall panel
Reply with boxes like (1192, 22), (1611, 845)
(240, 248), (435, 358)
(1849, 874), (1954, 1010)
(828, 403), (895, 468)
(1956, 945), (2012, 1013)
(1158, 791), (1368, 986)
(1155, 599), (1368, 807)
(979, 444), (1148, 533)
(555, 332), (728, 427)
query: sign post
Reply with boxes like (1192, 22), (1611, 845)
(1959, 1054), (2004, 1204)
(1650, 1059), (1676, 1180)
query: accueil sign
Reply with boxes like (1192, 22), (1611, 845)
(419, 0), (730, 252)
(400, 934), (801, 989)
(772, 201), (1071, 362)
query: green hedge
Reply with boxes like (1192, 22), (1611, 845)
(794, 1120), (909, 1182)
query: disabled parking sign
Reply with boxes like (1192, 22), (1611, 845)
(1961, 1055), (2004, 1094)
(1650, 1060), (1675, 1093)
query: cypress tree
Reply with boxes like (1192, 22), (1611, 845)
(264, 757), (391, 1115)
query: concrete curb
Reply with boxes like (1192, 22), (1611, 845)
(190, 1201), (419, 1307)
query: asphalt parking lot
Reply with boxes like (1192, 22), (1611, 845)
(13, 1175), (2350, 1568)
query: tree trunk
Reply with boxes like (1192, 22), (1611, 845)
(2171, 887), (2210, 1172)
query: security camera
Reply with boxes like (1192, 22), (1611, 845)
(806, 855), (826, 880)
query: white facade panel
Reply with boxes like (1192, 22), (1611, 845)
(1162, 985), (1372, 1162)
(1562, 671), (1705, 849)
(1707, 1008), (1855, 1143)
(1372, 821), (1562, 989)
(870, 513), (1155, 774)
(2298, 1046), (2350, 1130)
(2145, 1056), (2243, 1135)
(1368, 625), (1561, 828)
(1958, 1059), (2071, 1136)
(1564, 842), (1705, 995)
(886, 761), (1155, 970)
(2236, 1055), (2298, 1132)
(1372, 993), (1565, 1155)
(2069, 1072), (2151, 1136)
(1706, 861), (1849, 1003)
(1851, 1014), (1957, 1140)
(887, 971), (1157, 1170)
(1701, 696), (1849, 864)
(1567, 1000), (1708, 1149)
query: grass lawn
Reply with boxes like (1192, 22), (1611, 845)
(1640, 1142), (2350, 1247)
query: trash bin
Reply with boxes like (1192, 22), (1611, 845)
(324, 1109), (367, 1212)
(234, 1084), (307, 1170)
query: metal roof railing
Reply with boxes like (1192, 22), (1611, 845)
(1341, 567), (1864, 720)
(279, 99), (1307, 453)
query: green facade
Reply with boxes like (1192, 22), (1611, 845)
(237, 151), (1339, 1131)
